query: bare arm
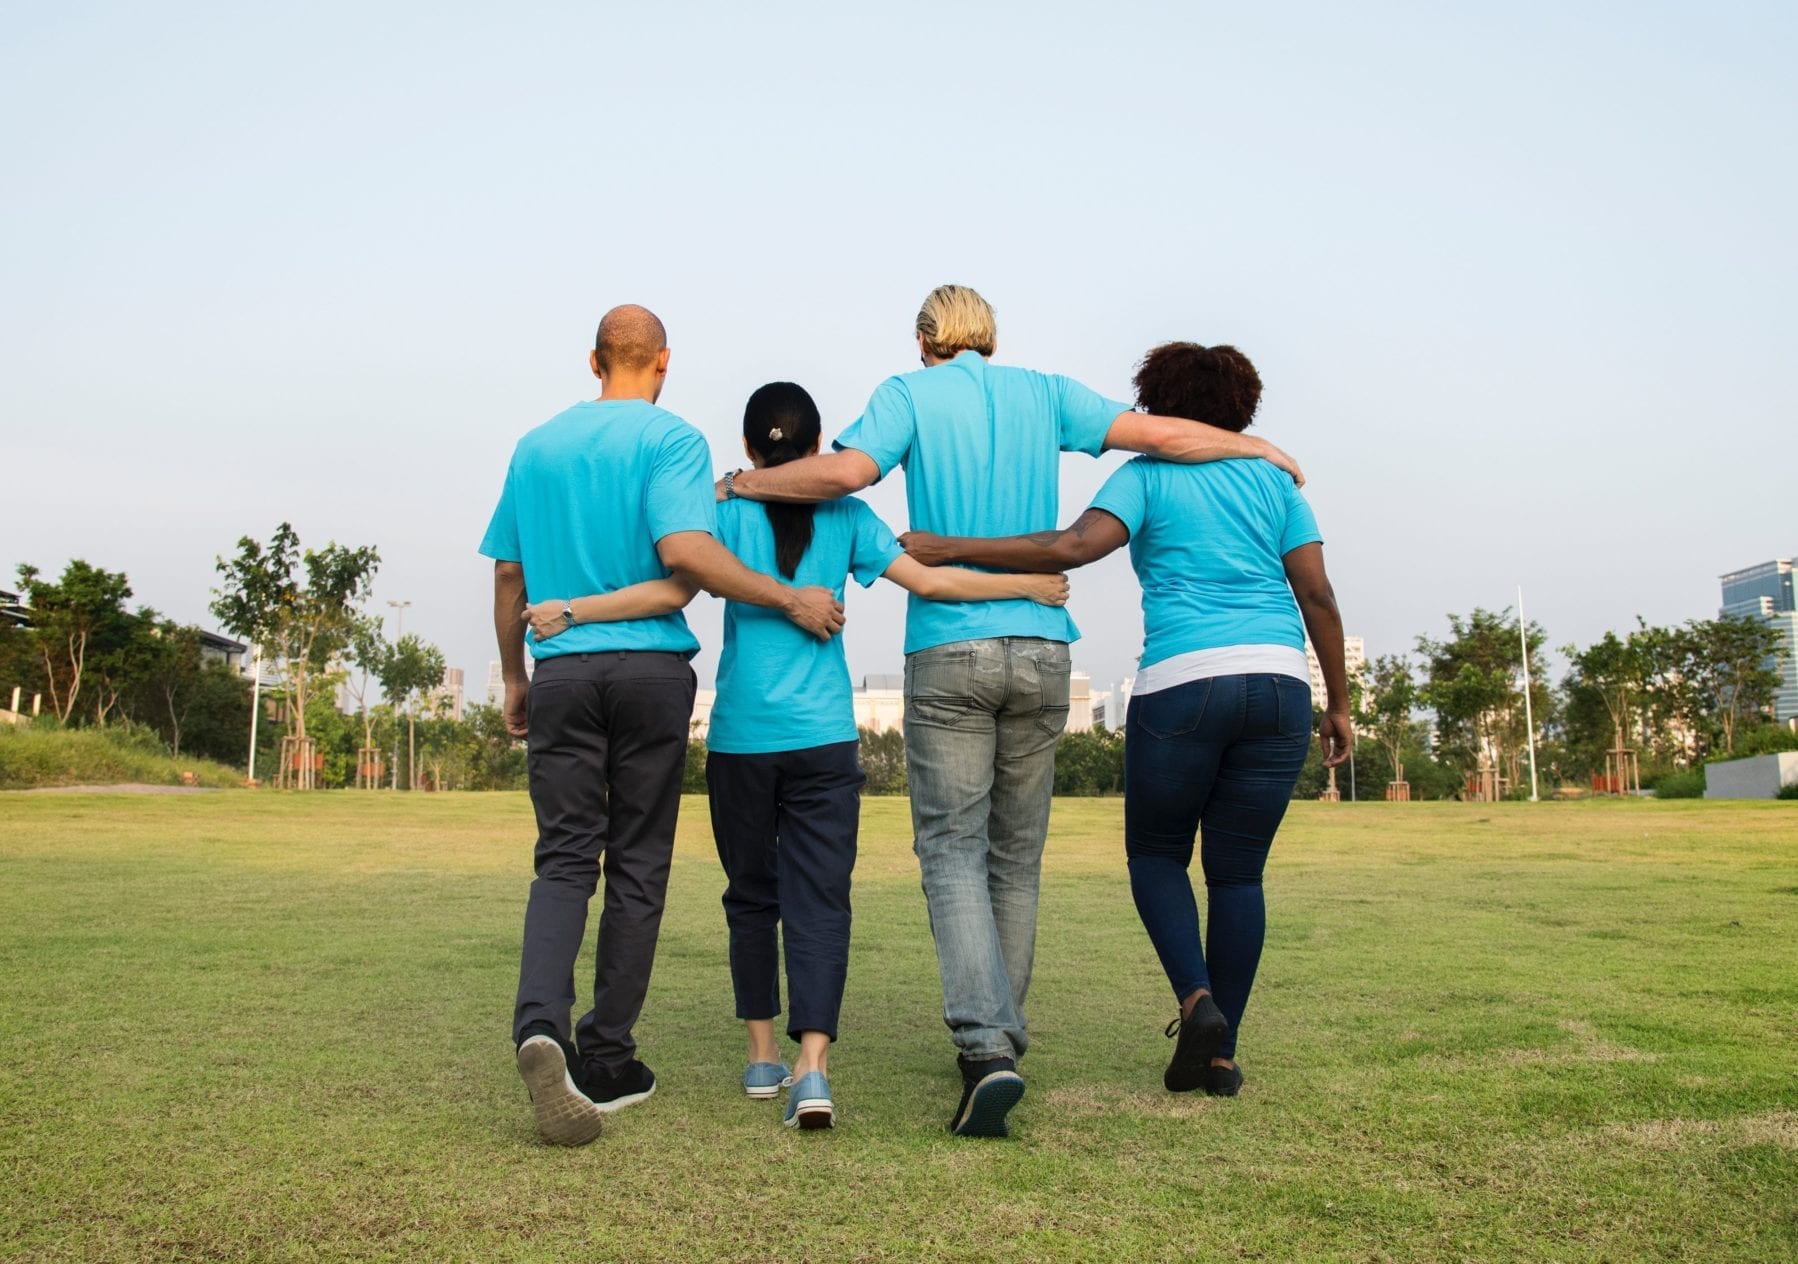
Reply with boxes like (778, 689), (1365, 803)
(880, 555), (1069, 606)
(524, 578), (700, 642)
(722, 449), (882, 504)
(1103, 410), (1305, 486)
(492, 561), (530, 738)
(655, 531), (845, 640)
(900, 508), (1131, 574)
(1283, 541), (1352, 768)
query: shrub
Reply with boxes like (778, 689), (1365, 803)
(0, 722), (242, 789)
(1777, 782), (1798, 800)
(1651, 769), (1706, 799)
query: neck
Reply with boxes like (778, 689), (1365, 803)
(596, 372), (662, 403)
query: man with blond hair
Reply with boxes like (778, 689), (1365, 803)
(482, 304), (843, 1145)
(723, 285), (1301, 1137)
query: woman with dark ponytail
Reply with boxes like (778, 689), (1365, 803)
(526, 381), (1069, 1130)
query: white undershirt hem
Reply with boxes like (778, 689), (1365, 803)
(1132, 644), (1311, 697)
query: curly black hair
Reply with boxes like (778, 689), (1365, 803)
(1131, 343), (1261, 432)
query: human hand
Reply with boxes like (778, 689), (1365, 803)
(1258, 438), (1305, 488)
(783, 586), (846, 640)
(523, 601), (569, 641)
(503, 679), (530, 738)
(899, 531), (953, 567)
(1023, 574), (1070, 607)
(1319, 709), (1354, 768)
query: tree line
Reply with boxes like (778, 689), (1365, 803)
(5, 532), (1790, 797)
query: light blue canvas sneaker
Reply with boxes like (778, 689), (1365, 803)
(743, 1061), (793, 1100)
(783, 1070), (834, 1130)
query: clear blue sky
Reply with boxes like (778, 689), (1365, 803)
(3, 2), (1793, 701)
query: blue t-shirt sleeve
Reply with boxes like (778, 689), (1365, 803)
(845, 500), (904, 587)
(1280, 479), (1324, 554)
(645, 426), (718, 543)
(478, 461), (522, 561)
(831, 377), (915, 478)
(1088, 459), (1150, 537)
(1051, 375), (1130, 458)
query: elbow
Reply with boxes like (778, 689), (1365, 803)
(494, 560), (524, 581)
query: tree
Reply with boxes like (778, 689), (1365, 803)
(1418, 607), (1549, 790)
(1053, 725), (1125, 795)
(1560, 629), (1654, 780)
(1360, 655), (1418, 788)
(858, 727), (907, 795)
(375, 633), (445, 790)
(1679, 615), (1784, 755)
(13, 561), (137, 724)
(211, 524), (380, 770)
(340, 615), (389, 765)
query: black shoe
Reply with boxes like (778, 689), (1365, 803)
(582, 1058), (657, 1113)
(1163, 994), (1230, 1092)
(515, 1023), (604, 1146)
(950, 1055), (1026, 1137)
(1204, 1062), (1244, 1097)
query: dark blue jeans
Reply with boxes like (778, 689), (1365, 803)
(706, 740), (865, 1042)
(1124, 673), (1310, 1059)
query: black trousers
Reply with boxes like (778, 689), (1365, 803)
(513, 651), (696, 1074)
(706, 740), (864, 1042)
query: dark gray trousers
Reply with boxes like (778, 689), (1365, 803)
(513, 650), (696, 1074)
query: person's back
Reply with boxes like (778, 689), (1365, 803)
(495, 399), (710, 657)
(708, 496), (894, 754)
(1102, 455), (1316, 687)
(839, 351), (1115, 654)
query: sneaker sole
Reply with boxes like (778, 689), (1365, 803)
(785, 1098), (835, 1130)
(953, 1071), (1025, 1138)
(591, 1079), (656, 1114)
(516, 1036), (604, 1146)
(745, 1078), (792, 1100)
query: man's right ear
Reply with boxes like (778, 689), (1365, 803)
(589, 349), (602, 379)
(655, 346), (671, 375)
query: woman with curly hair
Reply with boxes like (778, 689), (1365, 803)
(899, 343), (1351, 1098)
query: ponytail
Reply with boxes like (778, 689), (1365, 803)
(742, 383), (824, 579)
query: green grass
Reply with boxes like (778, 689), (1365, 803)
(2, 795), (1794, 1262)
(0, 723), (243, 790)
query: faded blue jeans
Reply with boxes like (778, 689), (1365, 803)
(904, 637), (1072, 1063)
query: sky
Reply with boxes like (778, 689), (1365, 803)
(3, 1), (1793, 704)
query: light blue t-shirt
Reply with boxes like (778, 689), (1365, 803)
(479, 399), (716, 658)
(833, 351), (1127, 654)
(1089, 456), (1323, 670)
(707, 497), (904, 755)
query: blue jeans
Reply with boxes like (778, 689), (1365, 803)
(905, 638), (1071, 1062)
(1124, 673), (1310, 1059)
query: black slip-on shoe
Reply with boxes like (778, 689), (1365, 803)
(950, 1055), (1025, 1138)
(1204, 1062), (1244, 1097)
(515, 1031), (604, 1146)
(1163, 994), (1230, 1092)
(582, 1058), (657, 1113)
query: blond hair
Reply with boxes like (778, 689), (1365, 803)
(915, 284), (996, 359)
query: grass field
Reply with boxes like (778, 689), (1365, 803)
(1, 793), (1794, 1263)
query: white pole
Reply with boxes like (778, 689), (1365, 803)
(247, 642), (262, 783)
(1517, 587), (1540, 802)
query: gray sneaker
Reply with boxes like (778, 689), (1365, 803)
(516, 1034), (604, 1146)
(950, 1055), (1025, 1137)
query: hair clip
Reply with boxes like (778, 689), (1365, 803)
(768, 427), (785, 441)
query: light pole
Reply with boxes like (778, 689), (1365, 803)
(387, 600), (410, 790)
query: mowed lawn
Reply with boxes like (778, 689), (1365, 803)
(1, 794), (1794, 1263)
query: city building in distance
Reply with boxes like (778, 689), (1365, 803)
(1720, 558), (1798, 725)
(688, 672), (1097, 740)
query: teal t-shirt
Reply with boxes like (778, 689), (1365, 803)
(479, 399), (717, 658)
(707, 497), (904, 755)
(833, 351), (1127, 654)
(1089, 456), (1323, 670)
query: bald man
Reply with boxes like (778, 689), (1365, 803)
(482, 305), (843, 1145)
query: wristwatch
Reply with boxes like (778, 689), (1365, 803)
(561, 600), (576, 628)
(723, 468), (742, 499)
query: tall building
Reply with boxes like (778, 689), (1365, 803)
(1719, 558), (1798, 724)
(1306, 635), (1367, 706)
(431, 667), (466, 721)
(485, 657), (533, 709)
